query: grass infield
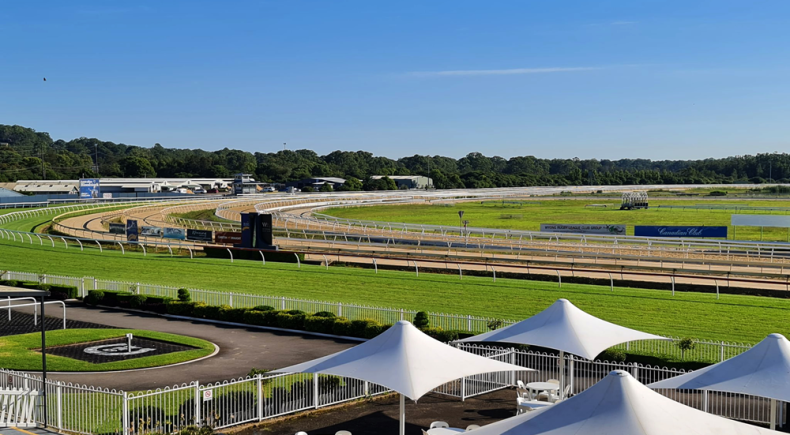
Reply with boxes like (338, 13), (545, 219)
(326, 198), (790, 241)
(0, 329), (215, 372)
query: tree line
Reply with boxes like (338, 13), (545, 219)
(1, 124), (789, 189)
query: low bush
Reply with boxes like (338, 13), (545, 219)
(220, 307), (247, 323)
(84, 290), (104, 306)
(129, 295), (148, 309)
(192, 304), (223, 320)
(313, 311), (336, 318)
(599, 348), (627, 362)
(349, 319), (379, 338)
(332, 317), (351, 336)
(304, 315), (336, 334)
(47, 285), (79, 300)
(252, 305), (275, 311)
(0, 280), (19, 287)
(421, 327), (459, 342)
(276, 312), (306, 330)
(413, 311), (429, 329)
(19, 281), (39, 289)
(166, 301), (204, 316)
(115, 293), (136, 307)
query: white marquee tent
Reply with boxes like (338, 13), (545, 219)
(273, 320), (532, 435)
(460, 298), (668, 397)
(468, 370), (782, 435)
(649, 333), (790, 429)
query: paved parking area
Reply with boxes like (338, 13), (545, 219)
(10, 303), (357, 391)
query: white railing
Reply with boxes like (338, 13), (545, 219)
(0, 269), (754, 364)
(1, 345), (784, 433)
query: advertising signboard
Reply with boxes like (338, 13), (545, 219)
(259, 213), (273, 246)
(126, 220), (138, 242)
(540, 224), (626, 235)
(102, 193), (112, 199)
(187, 229), (213, 242)
(163, 227), (186, 240)
(634, 226), (728, 238)
(141, 226), (163, 237)
(79, 178), (101, 199)
(731, 215), (790, 228)
(240, 213), (253, 248)
(108, 223), (126, 234)
(215, 231), (242, 244)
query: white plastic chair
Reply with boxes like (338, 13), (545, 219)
(517, 380), (527, 390)
(516, 387), (531, 399)
(335, 431), (352, 435)
(547, 379), (560, 385)
(296, 432), (308, 435)
(517, 398), (553, 414)
(548, 385), (571, 403)
(430, 421), (450, 429)
(466, 424), (481, 431)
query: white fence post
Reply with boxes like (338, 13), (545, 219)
(257, 375), (264, 421)
(56, 381), (63, 430)
(194, 382), (201, 426)
(229, 292), (234, 307)
(294, 253), (301, 268)
(313, 374), (319, 409)
(122, 392), (129, 435)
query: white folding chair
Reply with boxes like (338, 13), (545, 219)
(430, 421), (450, 429)
(466, 424), (481, 431)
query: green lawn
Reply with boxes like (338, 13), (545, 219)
(0, 329), (215, 371)
(0, 236), (788, 344)
(326, 199), (790, 241)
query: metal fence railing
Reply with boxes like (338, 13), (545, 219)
(0, 269), (754, 364)
(1, 345), (784, 434)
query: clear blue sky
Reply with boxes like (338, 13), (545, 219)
(2, 1), (789, 160)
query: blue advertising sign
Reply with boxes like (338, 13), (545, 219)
(163, 227), (186, 240)
(126, 220), (139, 242)
(79, 178), (101, 199)
(634, 226), (728, 238)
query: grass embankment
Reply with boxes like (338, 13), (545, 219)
(171, 209), (235, 223)
(0, 237), (788, 344)
(0, 329), (215, 371)
(326, 199), (790, 241)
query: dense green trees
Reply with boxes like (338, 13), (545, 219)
(2, 124), (790, 188)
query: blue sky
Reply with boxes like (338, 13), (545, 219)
(2, 0), (789, 160)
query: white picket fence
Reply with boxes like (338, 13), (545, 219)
(0, 269), (753, 363)
(1, 345), (784, 434)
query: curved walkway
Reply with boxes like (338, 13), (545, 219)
(14, 303), (356, 391)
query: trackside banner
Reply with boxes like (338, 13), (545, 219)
(540, 224), (626, 235)
(634, 226), (728, 238)
(79, 178), (100, 199)
(187, 229), (213, 242)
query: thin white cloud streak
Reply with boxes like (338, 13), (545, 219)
(408, 67), (602, 77)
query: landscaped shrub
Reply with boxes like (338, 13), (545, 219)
(166, 301), (204, 316)
(286, 309), (305, 315)
(252, 305), (275, 311)
(349, 319), (379, 338)
(276, 312), (306, 330)
(363, 321), (386, 339)
(599, 348), (627, 362)
(313, 311), (336, 318)
(177, 288), (191, 302)
(421, 327), (459, 342)
(0, 280), (19, 287)
(98, 290), (133, 306)
(677, 338), (696, 360)
(129, 295), (148, 309)
(413, 311), (429, 329)
(115, 293), (136, 307)
(304, 315), (336, 334)
(220, 307), (248, 323)
(84, 290), (104, 306)
(242, 310), (267, 326)
(47, 285), (79, 300)
(332, 317), (351, 336)
(19, 281), (39, 289)
(193, 304), (225, 320)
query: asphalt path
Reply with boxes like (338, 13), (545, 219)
(13, 303), (356, 391)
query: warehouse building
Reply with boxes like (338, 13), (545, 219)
(286, 177), (347, 190)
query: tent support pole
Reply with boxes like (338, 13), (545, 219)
(400, 394), (406, 435)
(771, 398), (777, 430)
